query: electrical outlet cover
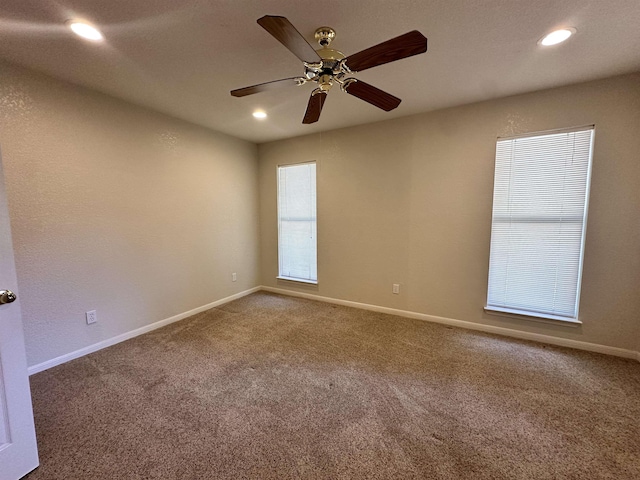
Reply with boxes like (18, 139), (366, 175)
(86, 310), (97, 324)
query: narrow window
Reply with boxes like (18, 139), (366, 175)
(277, 162), (317, 283)
(486, 126), (594, 322)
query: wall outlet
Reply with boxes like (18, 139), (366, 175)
(392, 284), (400, 294)
(86, 310), (97, 325)
(232, 272), (237, 282)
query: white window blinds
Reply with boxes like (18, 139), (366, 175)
(486, 127), (594, 322)
(277, 162), (317, 283)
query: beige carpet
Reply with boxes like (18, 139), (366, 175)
(26, 292), (639, 479)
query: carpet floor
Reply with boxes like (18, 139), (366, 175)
(25, 292), (639, 479)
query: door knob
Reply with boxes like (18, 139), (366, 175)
(0, 290), (17, 304)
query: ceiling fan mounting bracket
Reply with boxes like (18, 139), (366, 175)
(314, 27), (336, 47)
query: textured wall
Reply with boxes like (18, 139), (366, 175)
(259, 73), (640, 351)
(0, 62), (260, 367)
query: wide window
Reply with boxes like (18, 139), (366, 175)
(486, 126), (594, 322)
(277, 162), (317, 283)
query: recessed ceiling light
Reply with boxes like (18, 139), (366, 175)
(252, 111), (267, 119)
(539, 28), (576, 46)
(67, 20), (104, 42)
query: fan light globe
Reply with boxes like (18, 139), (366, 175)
(67, 20), (104, 41)
(252, 111), (267, 119)
(539, 28), (575, 46)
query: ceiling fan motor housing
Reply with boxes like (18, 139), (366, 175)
(303, 30), (346, 89)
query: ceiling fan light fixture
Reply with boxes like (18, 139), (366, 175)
(252, 110), (267, 119)
(67, 19), (104, 42)
(539, 27), (576, 46)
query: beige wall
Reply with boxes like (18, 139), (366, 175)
(1, 60), (637, 367)
(259, 73), (640, 352)
(0, 62), (260, 367)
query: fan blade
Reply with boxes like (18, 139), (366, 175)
(257, 15), (321, 63)
(230, 77), (301, 97)
(302, 90), (327, 124)
(343, 80), (401, 111)
(344, 31), (427, 73)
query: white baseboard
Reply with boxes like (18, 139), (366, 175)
(28, 287), (261, 375)
(28, 285), (638, 375)
(261, 286), (640, 361)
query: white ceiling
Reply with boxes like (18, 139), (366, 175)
(1, 0), (639, 143)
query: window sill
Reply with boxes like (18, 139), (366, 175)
(277, 276), (318, 285)
(484, 306), (582, 326)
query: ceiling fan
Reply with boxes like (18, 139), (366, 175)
(230, 16), (428, 124)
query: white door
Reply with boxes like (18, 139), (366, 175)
(0, 149), (39, 480)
